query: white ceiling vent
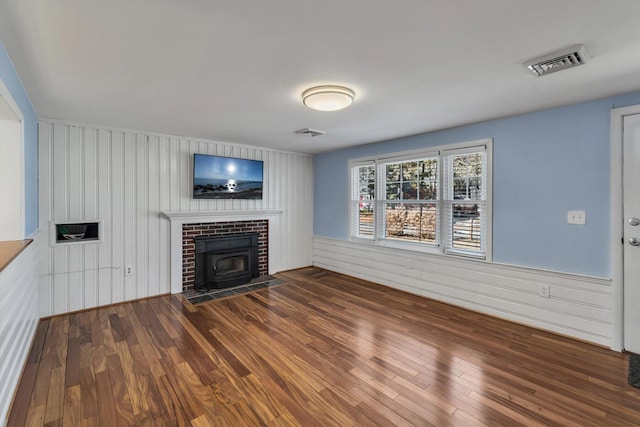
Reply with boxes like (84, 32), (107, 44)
(294, 128), (325, 137)
(525, 44), (589, 77)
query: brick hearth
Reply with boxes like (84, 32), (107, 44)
(182, 220), (268, 291)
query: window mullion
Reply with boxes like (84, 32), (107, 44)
(444, 153), (455, 254)
(375, 162), (385, 240)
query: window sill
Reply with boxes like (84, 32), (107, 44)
(350, 235), (487, 261)
(0, 239), (33, 273)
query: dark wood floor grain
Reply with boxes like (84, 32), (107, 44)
(8, 267), (640, 426)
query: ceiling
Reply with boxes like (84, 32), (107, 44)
(1, 0), (640, 155)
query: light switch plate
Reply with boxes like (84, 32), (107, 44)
(567, 210), (586, 225)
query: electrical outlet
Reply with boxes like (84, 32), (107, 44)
(567, 210), (586, 225)
(125, 265), (134, 276)
(538, 285), (550, 298)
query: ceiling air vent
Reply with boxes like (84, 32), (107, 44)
(294, 128), (325, 137)
(525, 44), (589, 77)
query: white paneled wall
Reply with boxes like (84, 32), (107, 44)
(313, 237), (613, 347)
(39, 120), (313, 316)
(0, 235), (41, 425)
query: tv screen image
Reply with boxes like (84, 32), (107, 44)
(193, 154), (263, 199)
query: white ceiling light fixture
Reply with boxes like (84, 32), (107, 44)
(302, 85), (355, 111)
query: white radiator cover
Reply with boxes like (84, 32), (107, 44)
(313, 236), (612, 347)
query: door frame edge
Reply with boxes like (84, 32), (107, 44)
(611, 104), (640, 352)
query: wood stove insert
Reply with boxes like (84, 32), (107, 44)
(194, 233), (259, 291)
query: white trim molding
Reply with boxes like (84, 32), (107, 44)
(610, 103), (640, 351)
(162, 210), (282, 294)
(313, 236), (613, 347)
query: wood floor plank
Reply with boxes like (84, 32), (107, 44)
(154, 374), (192, 426)
(78, 367), (97, 422)
(8, 267), (640, 426)
(350, 384), (429, 426)
(6, 363), (38, 427)
(94, 370), (118, 427)
(30, 319), (64, 409)
(114, 341), (150, 417)
(105, 353), (136, 426)
(61, 385), (80, 427)
(43, 366), (65, 425)
(24, 404), (46, 427)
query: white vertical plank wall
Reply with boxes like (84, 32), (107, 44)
(0, 235), (41, 425)
(39, 120), (313, 317)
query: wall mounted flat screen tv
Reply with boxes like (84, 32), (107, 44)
(193, 153), (263, 199)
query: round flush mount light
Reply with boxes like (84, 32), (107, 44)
(302, 85), (355, 111)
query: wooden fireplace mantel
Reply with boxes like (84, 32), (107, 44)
(162, 210), (282, 223)
(162, 210), (282, 294)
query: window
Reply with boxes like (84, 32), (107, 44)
(351, 162), (375, 238)
(350, 140), (492, 259)
(380, 155), (439, 244)
(442, 147), (488, 256)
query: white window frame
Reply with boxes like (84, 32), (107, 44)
(349, 139), (492, 260)
(350, 160), (376, 241)
(376, 150), (440, 251)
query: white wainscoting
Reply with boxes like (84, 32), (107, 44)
(313, 237), (613, 347)
(39, 120), (313, 316)
(0, 235), (41, 425)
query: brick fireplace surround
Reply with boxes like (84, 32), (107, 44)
(182, 220), (268, 291)
(162, 210), (282, 294)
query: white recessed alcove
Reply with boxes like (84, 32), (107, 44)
(0, 79), (25, 241)
(51, 220), (103, 245)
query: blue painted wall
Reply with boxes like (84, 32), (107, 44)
(314, 91), (640, 278)
(0, 42), (38, 237)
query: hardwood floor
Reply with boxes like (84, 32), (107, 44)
(8, 267), (640, 426)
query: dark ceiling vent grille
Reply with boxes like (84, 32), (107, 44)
(294, 128), (325, 137)
(525, 45), (589, 77)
